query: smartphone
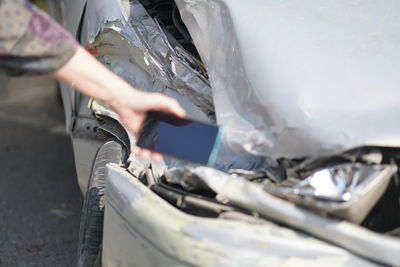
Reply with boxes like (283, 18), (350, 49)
(143, 112), (222, 165)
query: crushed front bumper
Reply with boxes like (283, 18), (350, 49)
(101, 164), (380, 267)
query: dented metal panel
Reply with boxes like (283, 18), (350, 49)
(103, 164), (375, 266)
(82, 0), (214, 122)
(176, 0), (400, 159)
(164, 166), (400, 266)
(83, 0), (275, 170)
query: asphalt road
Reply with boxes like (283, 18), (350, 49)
(0, 75), (83, 266)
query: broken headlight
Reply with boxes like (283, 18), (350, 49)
(265, 163), (397, 223)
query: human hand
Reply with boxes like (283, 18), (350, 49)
(109, 89), (185, 136)
(52, 47), (186, 161)
(109, 88), (185, 161)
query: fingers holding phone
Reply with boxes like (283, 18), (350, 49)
(136, 112), (221, 165)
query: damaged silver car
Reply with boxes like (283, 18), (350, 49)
(47, 0), (400, 266)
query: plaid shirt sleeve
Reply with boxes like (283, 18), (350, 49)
(0, 0), (78, 75)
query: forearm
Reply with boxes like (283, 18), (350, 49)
(51, 46), (131, 107)
(52, 45), (185, 137)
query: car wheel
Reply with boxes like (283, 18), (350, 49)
(76, 141), (123, 267)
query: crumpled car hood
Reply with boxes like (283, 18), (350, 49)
(176, 0), (400, 159)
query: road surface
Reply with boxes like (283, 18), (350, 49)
(0, 75), (83, 267)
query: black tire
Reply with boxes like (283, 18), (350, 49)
(76, 141), (123, 267)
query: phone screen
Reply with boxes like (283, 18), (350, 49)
(145, 112), (221, 165)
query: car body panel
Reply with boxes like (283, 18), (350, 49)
(103, 164), (375, 266)
(47, 0), (110, 194)
(176, 0), (400, 159)
(46, 0), (400, 265)
(47, 0), (87, 129)
(47, 0), (86, 36)
(164, 165), (400, 266)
